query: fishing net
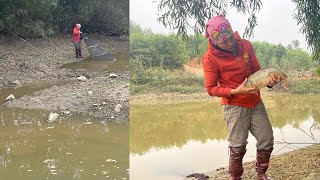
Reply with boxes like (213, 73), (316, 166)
(83, 36), (116, 61)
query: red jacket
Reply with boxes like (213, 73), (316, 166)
(73, 27), (81, 42)
(202, 31), (261, 108)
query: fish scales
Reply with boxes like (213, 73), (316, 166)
(245, 68), (288, 89)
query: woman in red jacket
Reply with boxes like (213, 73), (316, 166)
(73, 23), (83, 58)
(202, 15), (281, 180)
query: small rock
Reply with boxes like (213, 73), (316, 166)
(77, 76), (87, 82)
(48, 113), (59, 123)
(87, 91), (93, 95)
(125, 83), (129, 88)
(114, 104), (122, 112)
(109, 73), (117, 78)
(5, 94), (15, 101)
(61, 111), (71, 116)
(11, 80), (21, 86)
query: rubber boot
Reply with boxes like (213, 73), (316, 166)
(256, 148), (273, 180)
(75, 49), (80, 58)
(229, 146), (246, 180)
(79, 49), (83, 58)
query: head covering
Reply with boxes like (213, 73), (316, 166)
(205, 16), (233, 44)
(75, 23), (81, 28)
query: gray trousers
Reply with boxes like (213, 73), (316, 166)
(223, 101), (274, 150)
(74, 42), (81, 50)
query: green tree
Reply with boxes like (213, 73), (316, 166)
(185, 34), (207, 59)
(130, 21), (144, 35)
(252, 41), (312, 70)
(130, 29), (188, 69)
(282, 49), (312, 70)
(274, 44), (287, 67)
(292, 0), (320, 61)
(252, 41), (274, 68)
(0, 0), (129, 37)
(292, 40), (300, 50)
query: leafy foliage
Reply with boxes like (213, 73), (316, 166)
(252, 41), (313, 70)
(185, 34), (208, 59)
(130, 23), (188, 69)
(292, 0), (320, 61)
(0, 0), (129, 37)
(157, 0), (262, 39)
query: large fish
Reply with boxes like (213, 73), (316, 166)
(245, 68), (288, 89)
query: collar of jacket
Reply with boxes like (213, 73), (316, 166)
(207, 31), (243, 58)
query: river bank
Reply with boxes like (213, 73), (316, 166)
(187, 144), (320, 180)
(0, 35), (129, 122)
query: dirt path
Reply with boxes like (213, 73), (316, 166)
(0, 35), (129, 122)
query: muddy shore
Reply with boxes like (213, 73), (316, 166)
(186, 144), (320, 180)
(0, 35), (129, 122)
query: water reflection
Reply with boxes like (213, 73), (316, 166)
(0, 106), (129, 179)
(130, 94), (320, 180)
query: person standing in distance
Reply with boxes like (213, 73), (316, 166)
(73, 23), (83, 58)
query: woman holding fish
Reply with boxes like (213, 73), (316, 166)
(202, 15), (287, 180)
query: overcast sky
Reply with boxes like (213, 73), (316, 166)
(130, 0), (309, 51)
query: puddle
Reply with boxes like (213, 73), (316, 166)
(130, 94), (320, 180)
(61, 52), (129, 72)
(0, 106), (129, 179)
(0, 80), (73, 104)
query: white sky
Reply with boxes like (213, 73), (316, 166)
(130, 0), (309, 51)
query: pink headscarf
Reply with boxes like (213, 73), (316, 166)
(75, 23), (81, 29)
(205, 16), (233, 44)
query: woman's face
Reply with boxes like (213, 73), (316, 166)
(216, 34), (235, 52)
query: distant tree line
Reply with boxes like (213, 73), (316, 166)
(0, 0), (129, 38)
(130, 22), (314, 71)
(130, 22), (188, 69)
(252, 41), (313, 70)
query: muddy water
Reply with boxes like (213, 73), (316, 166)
(0, 80), (73, 104)
(130, 94), (320, 180)
(61, 52), (129, 72)
(0, 106), (129, 180)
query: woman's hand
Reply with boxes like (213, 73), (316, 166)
(231, 78), (258, 95)
(267, 74), (281, 87)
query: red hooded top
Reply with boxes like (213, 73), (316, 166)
(202, 31), (261, 108)
(73, 27), (81, 42)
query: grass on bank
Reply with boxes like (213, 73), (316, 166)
(130, 67), (204, 95)
(131, 66), (320, 95)
(289, 78), (320, 94)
